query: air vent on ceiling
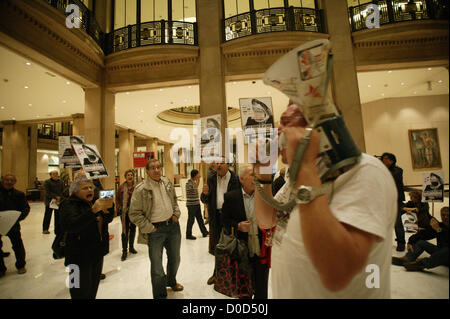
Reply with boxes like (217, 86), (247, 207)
(45, 72), (56, 77)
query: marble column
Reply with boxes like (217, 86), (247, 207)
(118, 129), (135, 184)
(164, 143), (175, 184)
(146, 138), (159, 160)
(1, 121), (29, 192)
(321, 0), (366, 151)
(28, 124), (38, 188)
(197, 0), (228, 178)
(71, 113), (85, 136)
(83, 87), (116, 189)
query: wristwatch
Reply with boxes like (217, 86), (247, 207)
(295, 183), (331, 204)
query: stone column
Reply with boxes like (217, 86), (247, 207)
(1, 121), (29, 192)
(118, 129), (135, 184)
(197, 0), (228, 179)
(71, 113), (85, 136)
(164, 143), (174, 184)
(83, 87), (116, 189)
(28, 124), (38, 188)
(146, 138), (159, 159)
(321, 0), (366, 151)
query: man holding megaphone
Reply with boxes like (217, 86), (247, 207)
(253, 39), (397, 298)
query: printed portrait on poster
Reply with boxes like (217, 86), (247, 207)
(408, 128), (442, 170)
(72, 143), (108, 179)
(59, 136), (84, 168)
(240, 97), (274, 136)
(422, 171), (444, 202)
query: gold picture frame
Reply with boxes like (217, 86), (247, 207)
(408, 128), (442, 170)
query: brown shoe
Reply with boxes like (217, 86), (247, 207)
(42, 230), (50, 234)
(404, 260), (425, 272)
(171, 283), (184, 292)
(392, 256), (411, 266)
(17, 267), (27, 274)
(207, 276), (215, 285)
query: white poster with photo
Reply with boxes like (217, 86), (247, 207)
(58, 136), (84, 168)
(240, 97), (274, 137)
(199, 114), (222, 161)
(422, 171), (444, 202)
(72, 143), (109, 179)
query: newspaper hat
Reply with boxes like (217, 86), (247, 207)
(263, 39), (338, 123)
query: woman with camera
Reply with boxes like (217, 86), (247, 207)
(59, 176), (114, 299)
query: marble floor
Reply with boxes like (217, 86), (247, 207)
(0, 197), (448, 299)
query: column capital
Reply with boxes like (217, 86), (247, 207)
(71, 113), (85, 119)
(1, 120), (16, 126)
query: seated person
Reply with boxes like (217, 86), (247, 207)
(403, 190), (432, 229)
(392, 206), (449, 271)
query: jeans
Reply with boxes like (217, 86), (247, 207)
(394, 202), (405, 245)
(0, 229), (26, 272)
(147, 221), (181, 299)
(186, 205), (208, 237)
(406, 240), (449, 269)
(43, 205), (60, 235)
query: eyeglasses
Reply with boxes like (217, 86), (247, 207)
(148, 166), (161, 170)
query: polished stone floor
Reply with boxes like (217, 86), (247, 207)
(0, 195), (448, 299)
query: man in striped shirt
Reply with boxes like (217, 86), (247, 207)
(185, 169), (209, 240)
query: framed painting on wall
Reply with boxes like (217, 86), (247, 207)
(408, 128), (442, 170)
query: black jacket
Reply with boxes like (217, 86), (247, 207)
(44, 178), (64, 205)
(388, 165), (405, 202)
(0, 185), (30, 233)
(222, 188), (263, 245)
(200, 170), (240, 229)
(408, 222), (449, 249)
(404, 201), (431, 228)
(59, 195), (113, 266)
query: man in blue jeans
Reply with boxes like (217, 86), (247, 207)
(392, 206), (449, 271)
(129, 159), (183, 299)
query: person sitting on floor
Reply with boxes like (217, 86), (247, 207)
(402, 190), (432, 229)
(392, 206), (449, 271)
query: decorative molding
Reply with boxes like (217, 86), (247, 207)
(354, 36), (449, 48)
(224, 48), (293, 59)
(107, 56), (199, 72)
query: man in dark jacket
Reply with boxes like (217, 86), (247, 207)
(200, 157), (240, 285)
(382, 152), (406, 251)
(43, 170), (64, 235)
(222, 165), (271, 299)
(0, 174), (30, 276)
(392, 206), (449, 271)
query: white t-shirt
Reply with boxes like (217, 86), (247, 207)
(271, 153), (397, 298)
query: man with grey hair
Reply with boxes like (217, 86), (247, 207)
(129, 159), (183, 299)
(0, 174), (30, 277)
(221, 164), (270, 298)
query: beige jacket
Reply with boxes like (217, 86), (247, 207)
(129, 176), (181, 245)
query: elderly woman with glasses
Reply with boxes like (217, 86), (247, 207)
(59, 176), (113, 299)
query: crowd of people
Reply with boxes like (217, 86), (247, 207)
(0, 103), (448, 299)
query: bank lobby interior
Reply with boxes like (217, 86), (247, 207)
(0, 0), (448, 299)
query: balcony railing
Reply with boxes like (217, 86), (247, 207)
(43, 0), (104, 49)
(105, 20), (198, 54)
(224, 7), (326, 42)
(349, 0), (449, 32)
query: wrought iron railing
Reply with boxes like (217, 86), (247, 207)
(349, 0), (449, 32)
(105, 20), (198, 54)
(224, 7), (326, 42)
(43, 0), (104, 49)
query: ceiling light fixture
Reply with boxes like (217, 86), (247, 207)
(381, 93), (385, 96)
(26, 62), (31, 66)
(427, 68), (432, 71)
(12, 117), (15, 120)
(66, 81), (70, 85)
(368, 84), (372, 88)
(233, 82), (237, 85)
(401, 82), (405, 86)
(0, 106), (5, 110)
(62, 100), (67, 103)
(159, 89), (163, 92)
(24, 86), (29, 89)
(388, 70), (392, 74)
(28, 104), (32, 107)
(438, 80), (443, 83)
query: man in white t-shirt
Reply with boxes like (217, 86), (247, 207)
(254, 104), (397, 298)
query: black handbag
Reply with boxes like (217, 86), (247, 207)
(51, 232), (68, 259)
